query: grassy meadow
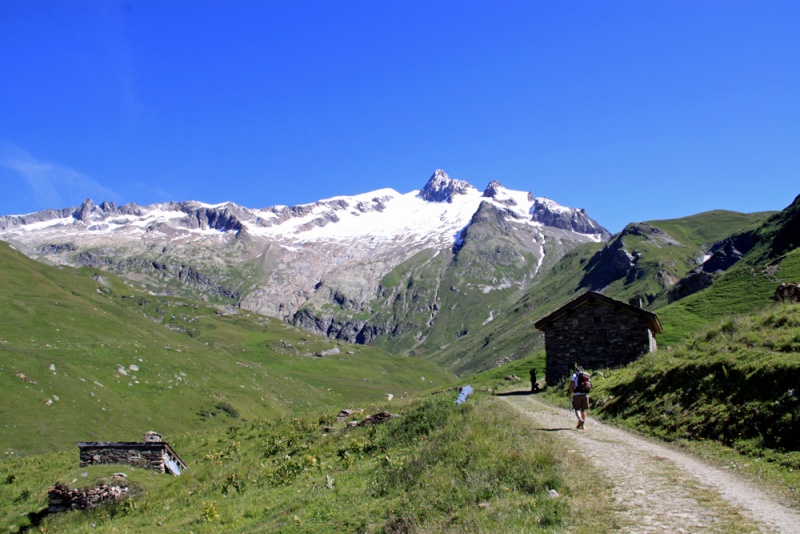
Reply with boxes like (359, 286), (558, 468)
(2, 197), (799, 531)
(1, 392), (615, 533)
(0, 241), (454, 455)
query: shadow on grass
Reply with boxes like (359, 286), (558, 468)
(19, 508), (49, 533)
(495, 389), (539, 397)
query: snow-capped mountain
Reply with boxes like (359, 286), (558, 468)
(0, 170), (610, 356)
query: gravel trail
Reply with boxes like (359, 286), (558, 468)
(502, 393), (800, 533)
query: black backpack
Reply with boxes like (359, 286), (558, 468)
(575, 371), (592, 394)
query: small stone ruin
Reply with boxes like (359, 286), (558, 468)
(326, 409), (397, 431)
(356, 411), (396, 426)
(78, 431), (186, 476)
(48, 479), (129, 513)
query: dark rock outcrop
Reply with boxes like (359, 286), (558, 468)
(667, 271), (715, 303)
(701, 234), (756, 273)
(180, 204), (245, 233)
(580, 236), (636, 290)
(419, 169), (476, 203)
(530, 198), (610, 238)
(482, 180), (519, 206)
(772, 282), (800, 303)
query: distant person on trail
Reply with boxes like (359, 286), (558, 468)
(530, 368), (539, 393)
(567, 365), (591, 429)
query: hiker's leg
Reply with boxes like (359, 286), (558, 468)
(571, 397), (582, 420)
(578, 396), (588, 423)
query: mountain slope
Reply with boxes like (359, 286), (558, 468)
(430, 208), (782, 375)
(0, 170), (609, 363)
(0, 241), (454, 454)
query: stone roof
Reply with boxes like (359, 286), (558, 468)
(534, 291), (663, 334)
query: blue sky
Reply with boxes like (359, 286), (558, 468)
(1, 1), (798, 233)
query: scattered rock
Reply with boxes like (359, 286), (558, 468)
(548, 489), (559, 499)
(336, 408), (364, 422)
(336, 408), (396, 427)
(16, 373), (36, 384)
(316, 347), (340, 357)
(772, 282), (800, 303)
(357, 411), (396, 426)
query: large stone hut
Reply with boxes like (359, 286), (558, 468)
(534, 291), (663, 385)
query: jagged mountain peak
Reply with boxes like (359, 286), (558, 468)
(481, 180), (532, 208)
(482, 180), (504, 198)
(74, 198), (95, 222)
(418, 169), (477, 203)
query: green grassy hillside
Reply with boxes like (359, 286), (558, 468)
(0, 392), (610, 533)
(542, 301), (800, 501)
(0, 242), (454, 455)
(594, 302), (800, 454)
(644, 210), (774, 249)
(427, 210), (773, 376)
(740, 193), (800, 265)
(655, 249), (800, 347)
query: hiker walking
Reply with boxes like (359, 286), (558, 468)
(567, 365), (591, 429)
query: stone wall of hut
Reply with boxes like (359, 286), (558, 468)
(544, 300), (657, 385)
(79, 443), (169, 473)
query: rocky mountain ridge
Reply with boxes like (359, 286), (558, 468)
(0, 170), (609, 357)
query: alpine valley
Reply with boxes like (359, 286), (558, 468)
(2, 169), (798, 378)
(0, 170), (609, 370)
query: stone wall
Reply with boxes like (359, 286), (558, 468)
(78, 443), (171, 473)
(48, 482), (129, 512)
(543, 300), (657, 385)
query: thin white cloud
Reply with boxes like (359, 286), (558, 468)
(127, 180), (171, 203)
(98, 3), (154, 124)
(0, 141), (120, 209)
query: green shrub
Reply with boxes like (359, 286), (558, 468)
(215, 401), (240, 419)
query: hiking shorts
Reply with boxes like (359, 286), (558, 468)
(572, 394), (589, 411)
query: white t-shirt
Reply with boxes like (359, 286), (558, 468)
(571, 373), (587, 396)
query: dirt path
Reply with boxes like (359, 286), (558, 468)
(501, 393), (800, 533)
